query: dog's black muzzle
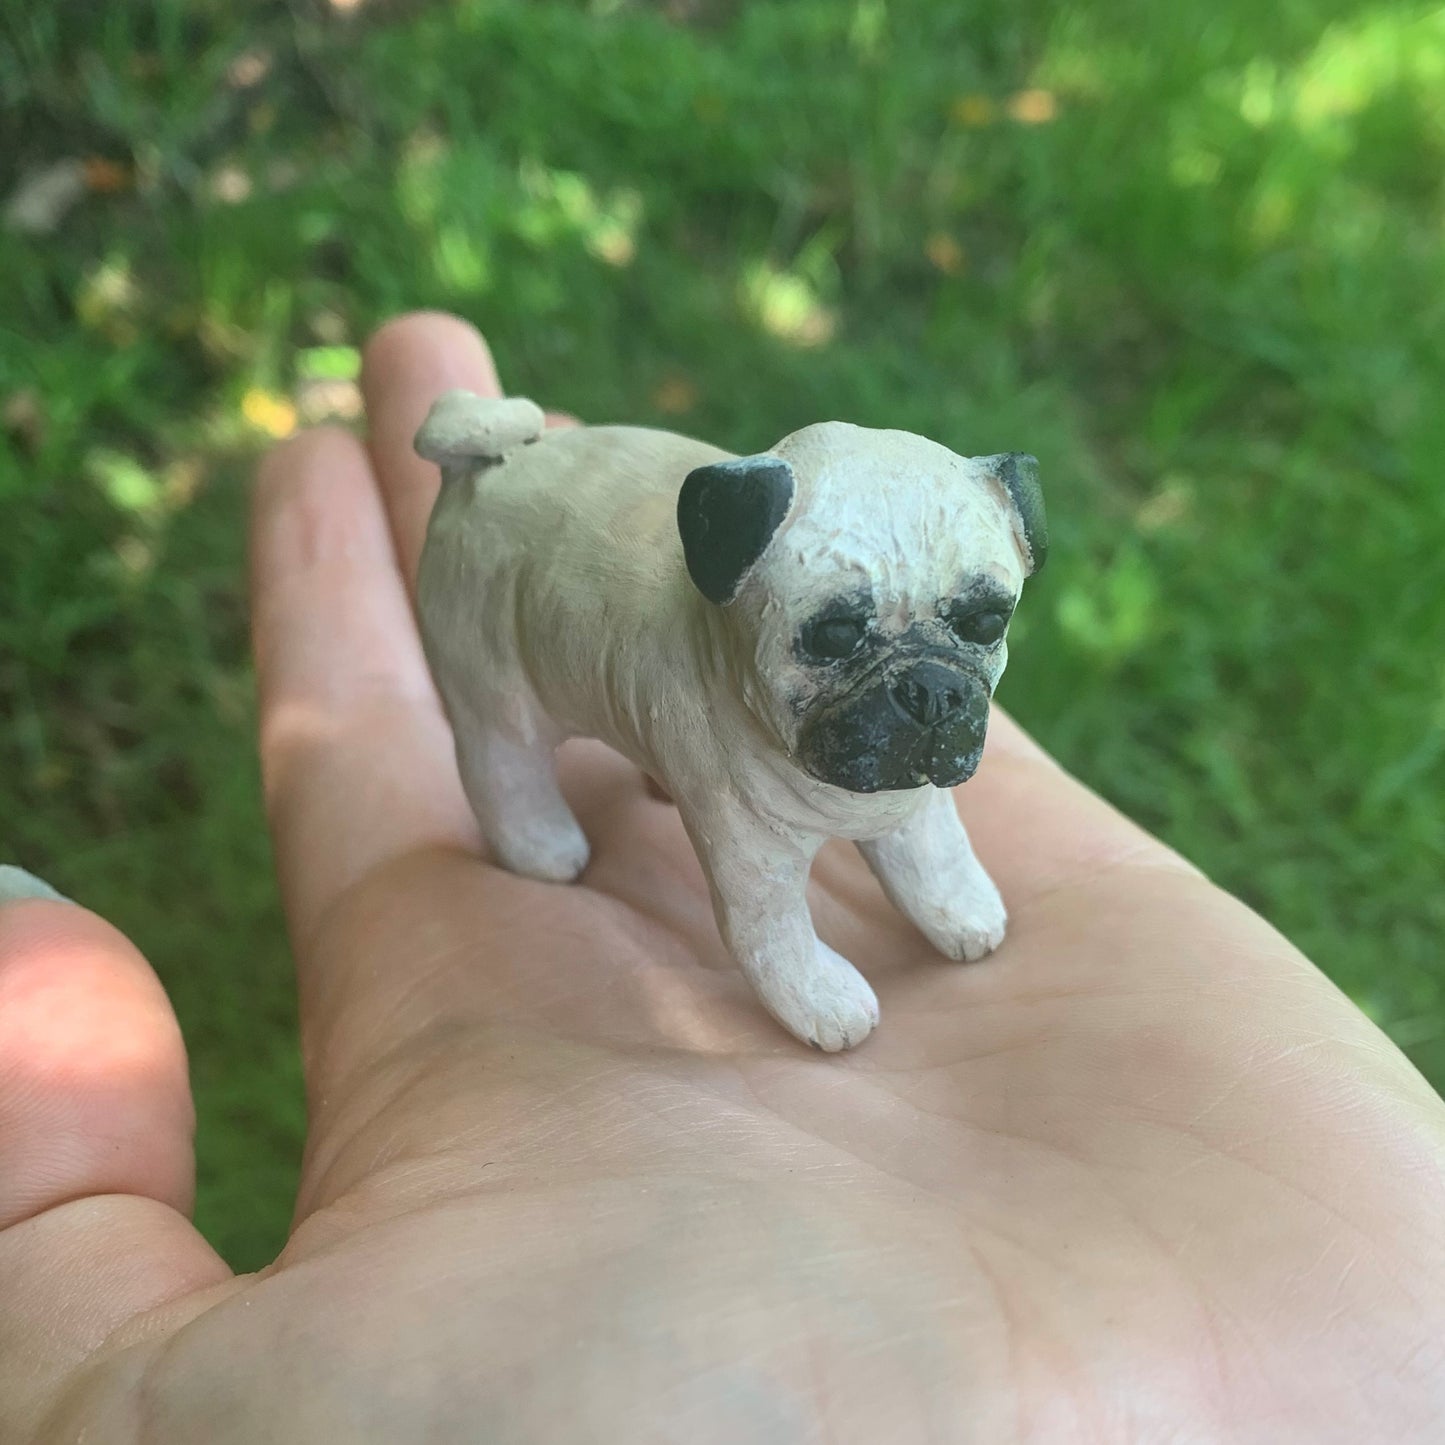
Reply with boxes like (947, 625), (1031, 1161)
(797, 656), (990, 794)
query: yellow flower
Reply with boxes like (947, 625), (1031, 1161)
(242, 388), (297, 439)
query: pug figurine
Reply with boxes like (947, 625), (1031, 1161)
(414, 392), (1046, 1051)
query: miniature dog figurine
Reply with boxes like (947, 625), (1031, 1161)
(414, 392), (1046, 1050)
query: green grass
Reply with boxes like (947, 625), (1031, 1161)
(3, 0), (1442, 1271)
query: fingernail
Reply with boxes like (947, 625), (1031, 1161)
(0, 865), (70, 905)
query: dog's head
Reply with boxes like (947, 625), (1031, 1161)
(677, 422), (1046, 793)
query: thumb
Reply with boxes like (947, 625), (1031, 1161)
(0, 868), (194, 1226)
(0, 872), (232, 1434)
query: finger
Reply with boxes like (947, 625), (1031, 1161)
(250, 426), (475, 945)
(361, 311), (503, 594)
(0, 894), (194, 1229)
(0, 893), (231, 1433)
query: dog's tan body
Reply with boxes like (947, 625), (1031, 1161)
(416, 392), (1043, 1049)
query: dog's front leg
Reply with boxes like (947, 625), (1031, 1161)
(684, 802), (879, 1051)
(858, 788), (1007, 962)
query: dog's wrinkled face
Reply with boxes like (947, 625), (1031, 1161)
(784, 572), (1009, 791)
(678, 422), (1047, 795)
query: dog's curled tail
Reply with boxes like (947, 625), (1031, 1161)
(414, 390), (546, 469)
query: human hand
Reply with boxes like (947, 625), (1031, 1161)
(4, 313), (1443, 1444)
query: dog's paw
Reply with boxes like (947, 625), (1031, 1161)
(754, 941), (880, 1052)
(494, 816), (591, 884)
(923, 874), (1008, 962)
(794, 985), (881, 1052)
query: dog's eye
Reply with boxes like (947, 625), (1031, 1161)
(949, 608), (1009, 646)
(802, 616), (868, 660)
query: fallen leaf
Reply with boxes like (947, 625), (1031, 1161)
(82, 158), (130, 193)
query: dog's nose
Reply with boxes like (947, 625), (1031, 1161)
(890, 662), (975, 729)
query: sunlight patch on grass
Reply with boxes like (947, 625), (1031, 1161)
(432, 224), (494, 295)
(849, 0), (889, 60)
(397, 130), (449, 227)
(297, 345), (361, 382)
(1248, 178), (1298, 244)
(1293, 8), (1445, 129)
(1169, 142), (1223, 190)
(83, 450), (206, 582)
(1054, 549), (1161, 666)
(515, 161), (645, 267)
(75, 258), (140, 344)
(86, 447), (206, 523)
(1134, 477), (1194, 533)
(1238, 58), (1278, 129)
(1204, 6), (1445, 151)
(1007, 88), (1059, 124)
(741, 260), (836, 348)
(88, 450), (163, 516)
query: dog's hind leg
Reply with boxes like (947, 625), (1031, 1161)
(445, 691), (591, 884)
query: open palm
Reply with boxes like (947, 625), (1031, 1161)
(4, 314), (1443, 1444)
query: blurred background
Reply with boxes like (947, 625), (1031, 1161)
(2, 0), (1442, 1270)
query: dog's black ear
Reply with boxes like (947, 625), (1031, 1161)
(677, 455), (796, 605)
(984, 452), (1048, 576)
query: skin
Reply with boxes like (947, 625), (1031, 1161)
(2, 312), (1444, 1443)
